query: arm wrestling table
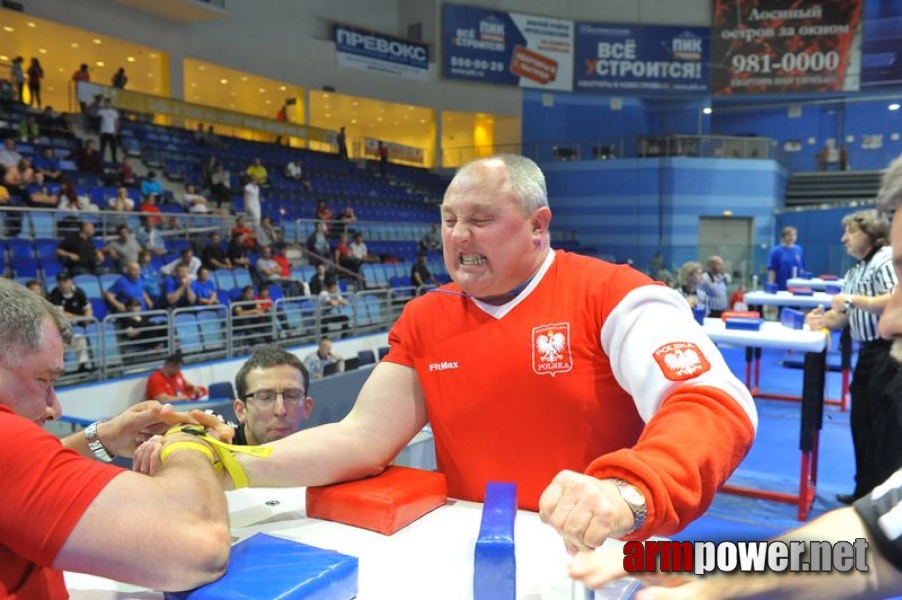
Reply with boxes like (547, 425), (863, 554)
(786, 277), (844, 291)
(64, 487), (638, 599)
(703, 318), (828, 520)
(742, 290), (851, 411)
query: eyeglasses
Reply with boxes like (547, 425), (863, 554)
(243, 388), (307, 405)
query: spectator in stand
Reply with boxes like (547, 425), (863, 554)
(105, 261), (154, 312)
(255, 215), (282, 248)
(37, 106), (68, 136)
(182, 183), (212, 214)
(227, 231), (252, 271)
(75, 139), (103, 175)
(336, 126), (348, 160)
(284, 156), (312, 193)
(201, 156), (218, 191)
(304, 336), (345, 380)
(23, 180), (61, 210)
(10, 56), (25, 104)
(676, 261), (708, 315)
(145, 352), (207, 402)
(419, 222), (442, 253)
(202, 231), (232, 271)
(315, 201), (333, 231)
(378, 140), (389, 177)
(350, 232), (376, 264)
(117, 297), (161, 352)
(140, 171), (163, 200)
(137, 250), (162, 304)
(318, 277), (350, 337)
(72, 63), (91, 112)
(97, 97), (120, 164)
(118, 156), (137, 187)
(104, 225), (142, 273)
(231, 215), (256, 249)
(411, 252), (437, 294)
(136, 216), (167, 258)
(4, 157), (37, 196)
(47, 271), (92, 321)
(272, 243), (304, 297)
(85, 94), (103, 133)
(56, 220), (104, 276)
(210, 163), (231, 210)
(768, 226), (804, 291)
(33, 147), (63, 183)
(47, 271), (94, 372)
(26, 57), (44, 108)
(255, 245), (282, 284)
(243, 175), (262, 226)
(139, 193), (163, 227)
(232, 285), (272, 346)
(700, 255), (729, 318)
(18, 114), (40, 142)
(108, 186), (136, 211)
(161, 248), (202, 281)
(24, 279), (44, 295)
(245, 158), (268, 188)
(163, 264), (197, 309)
(334, 232), (359, 274)
(191, 267), (219, 307)
(309, 263), (329, 296)
(337, 205), (357, 236)
(111, 67), (128, 89)
(306, 221), (331, 266)
(0, 138), (22, 170)
(192, 123), (207, 146)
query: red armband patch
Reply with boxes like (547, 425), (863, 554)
(653, 342), (711, 381)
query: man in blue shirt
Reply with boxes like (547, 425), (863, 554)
(767, 226), (804, 291)
(104, 261), (153, 312)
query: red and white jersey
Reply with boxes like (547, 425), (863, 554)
(384, 249), (756, 537)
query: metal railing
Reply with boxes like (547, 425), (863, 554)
(55, 287), (420, 387)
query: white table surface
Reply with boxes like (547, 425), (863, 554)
(65, 487), (639, 600)
(743, 290), (836, 309)
(702, 318), (827, 353)
(786, 277), (844, 291)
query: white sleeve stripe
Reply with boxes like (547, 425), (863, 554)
(601, 285), (757, 429)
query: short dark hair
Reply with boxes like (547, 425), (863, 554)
(234, 345), (309, 401)
(57, 270), (72, 282)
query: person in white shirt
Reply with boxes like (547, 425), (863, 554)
(350, 233), (375, 263)
(0, 138), (22, 170)
(182, 184), (211, 214)
(160, 248), (202, 281)
(97, 97), (120, 163)
(244, 176), (261, 225)
(303, 337), (344, 380)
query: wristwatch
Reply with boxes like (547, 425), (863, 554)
(607, 478), (647, 536)
(84, 421), (116, 462)
(844, 295), (854, 312)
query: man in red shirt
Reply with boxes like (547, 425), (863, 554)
(0, 279), (230, 596)
(146, 351), (207, 402)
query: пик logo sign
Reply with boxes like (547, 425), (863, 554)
(668, 31), (703, 60)
(532, 322), (573, 376)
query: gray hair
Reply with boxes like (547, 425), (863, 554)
(0, 279), (72, 368)
(841, 209), (890, 249)
(877, 154), (902, 216)
(234, 345), (309, 401)
(452, 154), (549, 215)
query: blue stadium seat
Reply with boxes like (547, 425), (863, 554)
(173, 312), (204, 355)
(196, 309), (226, 353)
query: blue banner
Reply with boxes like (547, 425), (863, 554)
(335, 23), (429, 82)
(442, 3), (573, 91)
(573, 23), (709, 95)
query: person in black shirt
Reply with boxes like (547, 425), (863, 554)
(47, 271), (92, 319)
(56, 220), (104, 275)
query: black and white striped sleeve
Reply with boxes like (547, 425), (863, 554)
(854, 469), (902, 573)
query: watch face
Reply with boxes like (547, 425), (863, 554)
(621, 486), (645, 507)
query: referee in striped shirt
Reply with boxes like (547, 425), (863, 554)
(805, 209), (899, 505)
(570, 153), (902, 599)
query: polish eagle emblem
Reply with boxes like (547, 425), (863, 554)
(653, 342), (711, 381)
(532, 323), (573, 376)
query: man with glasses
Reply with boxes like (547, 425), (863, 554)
(232, 346), (314, 445)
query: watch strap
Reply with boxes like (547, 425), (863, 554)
(85, 421), (115, 462)
(607, 478), (647, 536)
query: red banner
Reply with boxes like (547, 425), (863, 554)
(711, 0), (863, 94)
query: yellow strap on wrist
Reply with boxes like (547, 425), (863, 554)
(160, 441), (215, 465)
(164, 425), (272, 489)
